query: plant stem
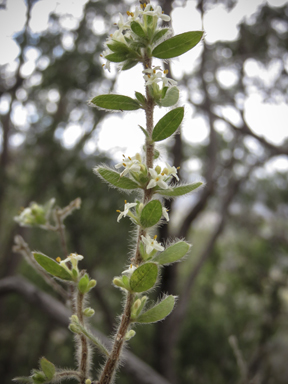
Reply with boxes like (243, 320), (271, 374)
(143, 56), (155, 204)
(55, 208), (68, 258)
(76, 290), (90, 384)
(98, 292), (134, 384)
(98, 55), (155, 384)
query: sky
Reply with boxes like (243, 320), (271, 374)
(0, 0), (288, 173)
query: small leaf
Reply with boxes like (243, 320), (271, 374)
(160, 86), (179, 107)
(152, 31), (204, 59)
(121, 60), (138, 71)
(33, 253), (72, 281)
(130, 263), (158, 292)
(138, 125), (149, 138)
(153, 241), (190, 265)
(106, 41), (130, 53)
(130, 21), (146, 38)
(95, 167), (139, 190)
(91, 95), (141, 111)
(12, 378), (33, 383)
(105, 52), (128, 62)
(78, 273), (90, 294)
(136, 295), (175, 323)
(122, 275), (131, 291)
(135, 92), (146, 105)
(40, 357), (55, 380)
(140, 200), (162, 228)
(152, 28), (170, 44)
(157, 182), (203, 197)
(152, 107), (184, 142)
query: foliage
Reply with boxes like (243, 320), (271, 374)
(0, 1), (288, 384)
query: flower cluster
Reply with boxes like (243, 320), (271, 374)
(100, 4), (171, 71)
(143, 66), (177, 88)
(14, 198), (55, 228)
(115, 154), (179, 191)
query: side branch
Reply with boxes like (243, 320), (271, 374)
(0, 276), (171, 384)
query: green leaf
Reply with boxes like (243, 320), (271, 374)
(78, 273), (90, 294)
(106, 41), (130, 53)
(33, 253), (72, 281)
(153, 241), (190, 265)
(122, 275), (131, 290)
(130, 263), (158, 292)
(157, 182), (203, 197)
(105, 52), (128, 62)
(138, 125), (149, 138)
(135, 92), (146, 105)
(140, 200), (162, 228)
(40, 357), (55, 380)
(130, 21), (146, 38)
(152, 28), (170, 44)
(160, 86), (179, 107)
(136, 295), (175, 323)
(121, 60), (138, 71)
(90, 95), (141, 111)
(152, 31), (204, 59)
(12, 378), (33, 383)
(95, 167), (139, 190)
(152, 107), (184, 142)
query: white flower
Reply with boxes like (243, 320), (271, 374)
(141, 234), (164, 254)
(162, 70), (178, 87)
(147, 168), (169, 190)
(117, 200), (137, 222)
(59, 253), (84, 271)
(107, 30), (127, 45)
(115, 154), (142, 177)
(100, 49), (112, 71)
(117, 13), (130, 32)
(164, 163), (179, 181)
(162, 207), (169, 222)
(142, 5), (170, 22)
(143, 66), (163, 86)
(122, 264), (137, 276)
(127, 7), (141, 22)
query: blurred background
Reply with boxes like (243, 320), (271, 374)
(0, 0), (288, 383)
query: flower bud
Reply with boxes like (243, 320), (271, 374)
(162, 167), (169, 175)
(83, 308), (95, 317)
(124, 330), (136, 341)
(85, 380), (92, 384)
(155, 165), (161, 174)
(69, 324), (80, 334)
(113, 278), (124, 288)
(88, 279), (97, 290)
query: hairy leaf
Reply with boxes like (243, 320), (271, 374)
(130, 21), (146, 38)
(152, 28), (170, 44)
(130, 263), (158, 292)
(140, 200), (162, 228)
(95, 167), (139, 190)
(152, 107), (184, 142)
(157, 182), (203, 197)
(91, 95), (141, 111)
(40, 358), (55, 380)
(160, 86), (179, 107)
(136, 295), (175, 323)
(152, 31), (204, 59)
(153, 241), (190, 265)
(33, 253), (72, 281)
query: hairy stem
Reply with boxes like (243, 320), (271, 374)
(55, 209), (68, 258)
(98, 292), (134, 384)
(98, 55), (155, 384)
(76, 290), (90, 383)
